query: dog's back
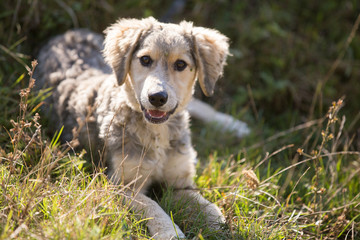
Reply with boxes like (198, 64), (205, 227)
(36, 29), (110, 87)
(36, 30), (110, 142)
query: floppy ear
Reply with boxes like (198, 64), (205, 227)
(103, 17), (157, 85)
(191, 26), (229, 96)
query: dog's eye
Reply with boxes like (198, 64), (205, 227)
(174, 60), (187, 71)
(140, 56), (152, 67)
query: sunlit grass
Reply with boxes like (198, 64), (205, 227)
(1, 1), (360, 239)
(0, 58), (359, 240)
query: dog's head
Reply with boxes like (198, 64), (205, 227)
(103, 17), (229, 124)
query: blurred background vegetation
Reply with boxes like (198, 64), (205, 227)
(1, 0), (359, 147)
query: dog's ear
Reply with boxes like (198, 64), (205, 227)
(103, 17), (156, 85)
(190, 26), (229, 97)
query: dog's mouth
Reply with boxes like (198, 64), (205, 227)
(141, 105), (178, 124)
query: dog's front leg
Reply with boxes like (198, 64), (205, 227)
(125, 190), (185, 239)
(172, 189), (226, 230)
(107, 150), (185, 239)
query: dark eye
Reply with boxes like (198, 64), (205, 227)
(140, 55), (152, 67)
(174, 60), (187, 71)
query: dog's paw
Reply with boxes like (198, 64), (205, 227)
(152, 230), (186, 240)
(148, 222), (186, 240)
(206, 208), (226, 231)
(208, 218), (226, 231)
(213, 112), (250, 138)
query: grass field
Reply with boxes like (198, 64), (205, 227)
(1, 1), (359, 239)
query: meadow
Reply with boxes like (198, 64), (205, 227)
(0, 1), (359, 239)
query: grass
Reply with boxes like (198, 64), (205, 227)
(1, 0), (360, 239)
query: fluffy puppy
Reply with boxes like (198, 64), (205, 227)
(36, 17), (229, 239)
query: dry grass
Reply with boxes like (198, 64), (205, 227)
(1, 1), (360, 239)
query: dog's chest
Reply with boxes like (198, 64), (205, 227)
(135, 122), (171, 158)
(127, 120), (175, 182)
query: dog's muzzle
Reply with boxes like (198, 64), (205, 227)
(141, 105), (178, 124)
(148, 91), (168, 108)
(141, 91), (177, 124)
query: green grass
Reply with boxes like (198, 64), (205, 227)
(1, 0), (360, 239)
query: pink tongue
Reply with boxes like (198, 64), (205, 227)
(148, 110), (166, 118)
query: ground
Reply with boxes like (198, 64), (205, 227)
(0, 1), (359, 239)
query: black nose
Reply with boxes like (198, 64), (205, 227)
(148, 91), (168, 107)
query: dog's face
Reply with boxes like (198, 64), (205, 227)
(103, 17), (229, 124)
(129, 28), (197, 124)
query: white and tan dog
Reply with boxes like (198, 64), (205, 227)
(36, 17), (245, 239)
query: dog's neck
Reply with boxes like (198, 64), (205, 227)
(122, 80), (143, 113)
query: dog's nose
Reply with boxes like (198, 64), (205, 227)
(148, 91), (168, 107)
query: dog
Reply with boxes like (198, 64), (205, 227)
(36, 17), (240, 239)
